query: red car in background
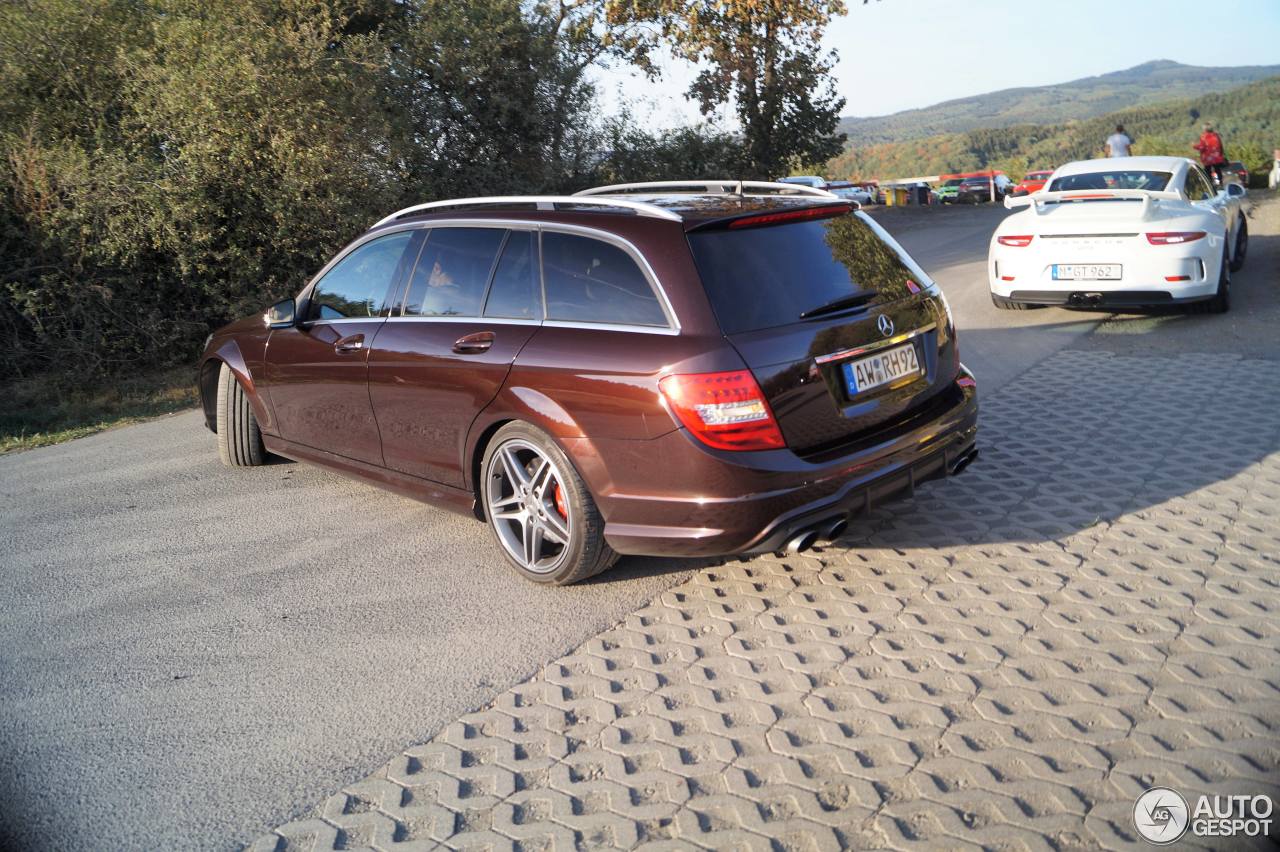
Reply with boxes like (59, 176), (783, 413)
(1010, 169), (1054, 196)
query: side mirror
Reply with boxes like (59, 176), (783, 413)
(1226, 183), (1246, 198)
(264, 298), (296, 328)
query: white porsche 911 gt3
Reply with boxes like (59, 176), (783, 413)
(989, 156), (1248, 314)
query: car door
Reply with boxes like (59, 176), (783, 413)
(267, 229), (420, 466)
(368, 225), (542, 486)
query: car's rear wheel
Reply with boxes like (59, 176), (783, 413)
(1189, 251), (1230, 315)
(215, 362), (266, 467)
(481, 422), (617, 585)
(1229, 217), (1248, 272)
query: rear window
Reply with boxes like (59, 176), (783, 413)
(1048, 170), (1171, 192)
(688, 213), (925, 335)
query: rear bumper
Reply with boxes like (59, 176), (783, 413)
(571, 371), (979, 558)
(1000, 289), (1214, 308)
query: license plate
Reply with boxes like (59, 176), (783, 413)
(1052, 264), (1121, 280)
(843, 342), (921, 396)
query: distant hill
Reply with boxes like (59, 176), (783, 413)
(837, 60), (1280, 147)
(826, 75), (1280, 182)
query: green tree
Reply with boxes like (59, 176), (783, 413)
(607, 0), (848, 178)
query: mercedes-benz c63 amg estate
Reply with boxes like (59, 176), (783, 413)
(198, 181), (979, 584)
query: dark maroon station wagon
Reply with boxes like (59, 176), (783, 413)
(199, 180), (978, 584)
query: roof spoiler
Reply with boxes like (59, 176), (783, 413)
(1006, 188), (1184, 218)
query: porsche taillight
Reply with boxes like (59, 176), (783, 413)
(658, 370), (785, 451)
(1146, 231), (1206, 245)
(997, 235), (1034, 247)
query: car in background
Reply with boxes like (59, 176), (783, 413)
(826, 181), (874, 205)
(1010, 169), (1054, 196)
(199, 180), (978, 585)
(778, 175), (828, 189)
(989, 156), (1248, 314)
(1223, 161), (1249, 187)
(956, 174), (1011, 204)
(935, 178), (965, 204)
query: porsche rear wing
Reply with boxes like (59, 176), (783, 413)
(1005, 188), (1183, 218)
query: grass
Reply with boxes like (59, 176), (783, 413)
(0, 367), (199, 454)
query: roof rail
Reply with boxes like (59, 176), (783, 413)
(371, 196), (682, 229)
(574, 180), (838, 199)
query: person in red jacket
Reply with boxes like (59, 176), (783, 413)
(1193, 122), (1228, 185)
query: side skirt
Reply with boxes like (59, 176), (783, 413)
(263, 435), (478, 518)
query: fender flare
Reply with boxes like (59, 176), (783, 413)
(200, 338), (274, 434)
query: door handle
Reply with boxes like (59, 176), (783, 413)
(453, 331), (495, 354)
(334, 334), (365, 354)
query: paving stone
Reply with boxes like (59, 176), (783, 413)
(252, 350), (1280, 848)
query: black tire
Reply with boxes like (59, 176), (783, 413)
(1188, 251), (1230, 315)
(480, 421), (618, 585)
(1229, 217), (1248, 272)
(216, 362), (266, 467)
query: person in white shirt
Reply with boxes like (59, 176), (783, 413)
(1105, 125), (1133, 158)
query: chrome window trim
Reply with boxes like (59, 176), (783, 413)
(384, 315), (542, 327)
(537, 222), (680, 332)
(297, 316), (388, 328)
(298, 219), (681, 333)
(541, 319), (680, 336)
(812, 323), (937, 365)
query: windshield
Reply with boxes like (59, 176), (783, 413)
(688, 213), (926, 335)
(1048, 170), (1172, 192)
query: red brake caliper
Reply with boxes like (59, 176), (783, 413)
(552, 480), (568, 519)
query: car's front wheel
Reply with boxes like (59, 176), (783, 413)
(215, 362), (266, 467)
(481, 422), (617, 585)
(1229, 217), (1248, 272)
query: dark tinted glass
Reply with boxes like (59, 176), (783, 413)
(403, 228), (505, 317)
(541, 233), (667, 326)
(689, 213), (924, 335)
(308, 231), (413, 320)
(1184, 167), (1213, 200)
(1048, 170), (1172, 192)
(484, 231), (541, 319)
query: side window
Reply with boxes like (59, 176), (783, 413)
(541, 232), (667, 327)
(402, 228), (506, 317)
(483, 231), (542, 320)
(308, 231), (414, 320)
(1185, 168), (1212, 201)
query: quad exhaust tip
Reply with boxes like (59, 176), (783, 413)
(948, 446), (979, 476)
(783, 515), (849, 555)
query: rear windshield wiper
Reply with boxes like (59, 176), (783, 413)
(798, 290), (878, 320)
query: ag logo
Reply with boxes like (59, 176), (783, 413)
(1134, 787), (1190, 844)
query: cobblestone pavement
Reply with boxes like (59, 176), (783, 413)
(250, 349), (1280, 851)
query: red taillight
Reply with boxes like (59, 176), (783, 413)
(658, 370), (786, 451)
(956, 375), (976, 390)
(1165, 275), (1191, 282)
(1146, 231), (1206, 245)
(997, 235), (1034, 247)
(906, 279), (921, 294)
(1000, 275), (1015, 281)
(727, 204), (850, 229)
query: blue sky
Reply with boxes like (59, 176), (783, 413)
(593, 0), (1280, 127)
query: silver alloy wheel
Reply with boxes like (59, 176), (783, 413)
(485, 438), (573, 574)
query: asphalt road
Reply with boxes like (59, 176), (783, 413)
(3, 197), (1272, 850)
